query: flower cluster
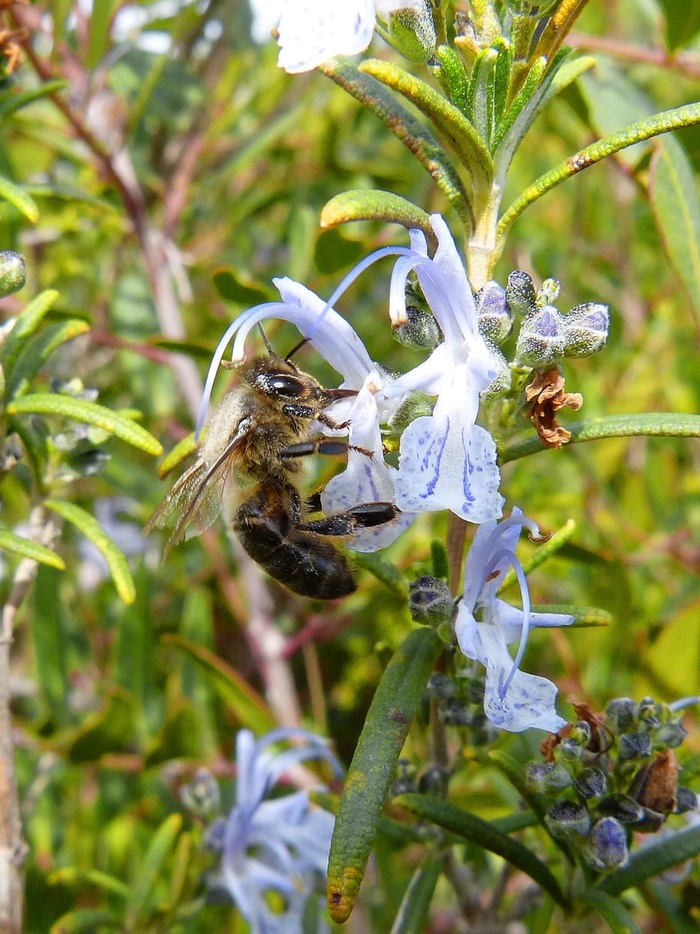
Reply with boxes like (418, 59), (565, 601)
(527, 697), (698, 872)
(192, 728), (341, 933)
(193, 215), (608, 730)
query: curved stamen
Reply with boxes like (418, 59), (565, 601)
(498, 551), (532, 700)
(304, 245), (413, 343)
(195, 301), (282, 439)
(670, 696), (700, 711)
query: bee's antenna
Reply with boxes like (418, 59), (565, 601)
(286, 337), (308, 361)
(257, 323), (274, 354)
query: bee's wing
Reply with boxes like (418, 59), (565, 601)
(145, 426), (249, 551)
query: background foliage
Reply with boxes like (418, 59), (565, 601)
(0, 0), (699, 931)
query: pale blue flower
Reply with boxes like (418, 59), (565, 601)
(206, 728), (341, 933)
(386, 215), (505, 522)
(455, 508), (574, 733)
(259, 0), (425, 73)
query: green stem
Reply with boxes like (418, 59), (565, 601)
(496, 101), (700, 253)
(498, 413), (700, 465)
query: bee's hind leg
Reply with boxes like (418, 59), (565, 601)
(296, 502), (400, 537)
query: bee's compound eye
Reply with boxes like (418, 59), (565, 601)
(265, 374), (306, 397)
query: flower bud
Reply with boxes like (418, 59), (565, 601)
(637, 697), (661, 730)
(583, 817), (628, 871)
(418, 766), (446, 796)
(675, 786), (698, 814)
(427, 673), (456, 699)
(515, 306), (566, 366)
(384, 3), (437, 64)
(408, 576), (454, 626)
(180, 767), (220, 819)
(605, 697), (636, 734)
(538, 278), (560, 305)
(391, 759), (416, 797)
(558, 737), (586, 766)
(506, 270), (537, 318)
(525, 761), (573, 794)
(0, 250), (25, 297)
(569, 720), (592, 747)
(387, 391), (435, 433)
(544, 801), (591, 839)
(597, 793), (646, 825)
(654, 719), (688, 748)
(476, 281), (512, 345)
(618, 731), (653, 761)
(393, 304), (442, 350)
(574, 766), (607, 800)
(563, 302), (609, 358)
(440, 698), (473, 726)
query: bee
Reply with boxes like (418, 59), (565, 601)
(145, 351), (399, 598)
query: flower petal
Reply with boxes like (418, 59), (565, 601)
(277, 0), (376, 73)
(395, 365), (503, 521)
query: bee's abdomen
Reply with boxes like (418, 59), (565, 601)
(231, 486), (356, 599)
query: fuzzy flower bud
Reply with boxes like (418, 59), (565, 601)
(440, 698), (473, 726)
(393, 304), (442, 350)
(574, 766), (607, 800)
(605, 697), (636, 734)
(597, 793), (646, 825)
(563, 302), (610, 358)
(180, 768), (221, 819)
(384, 1), (437, 63)
(506, 270), (537, 318)
(408, 575), (455, 626)
(476, 280), (512, 345)
(427, 673), (456, 699)
(618, 731), (653, 761)
(583, 817), (629, 871)
(0, 250), (26, 297)
(515, 305), (566, 366)
(525, 761), (573, 794)
(544, 801), (591, 840)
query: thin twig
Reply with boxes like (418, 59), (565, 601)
(0, 507), (61, 934)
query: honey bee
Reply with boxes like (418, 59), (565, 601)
(145, 352), (399, 598)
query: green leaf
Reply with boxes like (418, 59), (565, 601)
(659, 0), (700, 52)
(319, 58), (473, 229)
(88, 0), (117, 69)
(390, 854), (443, 934)
(327, 627), (442, 923)
(126, 814), (183, 927)
(497, 101), (700, 248)
(466, 47), (498, 148)
(351, 551), (408, 598)
(44, 499), (136, 605)
(49, 867), (130, 900)
(0, 529), (65, 569)
(649, 136), (700, 321)
(4, 319), (90, 399)
(49, 909), (121, 933)
(436, 45), (469, 114)
(33, 566), (71, 723)
(67, 689), (137, 763)
(145, 702), (205, 767)
(314, 228), (366, 275)
(158, 433), (198, 478)
(0, 174), (39, 222)
(0, 79), (68, 119)
(162, 634), (276, 734)
(211, 268), (271, 306)
(7, 394), (163, 456)
(397, 792), (568, 909)
(498, 413), (700, 464)
(0, 289), (60, 381)
(320, 190), (434, 244)
(360, 58), (494, 187)
(581, 890), (641, 934)
(599, 824), (700, 896)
